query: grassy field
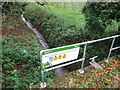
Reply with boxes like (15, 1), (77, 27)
(42, 2), (86, 27)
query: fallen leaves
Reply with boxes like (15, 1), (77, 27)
(51, 59), (119, 88)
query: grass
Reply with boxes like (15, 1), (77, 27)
(42, 2), (86, 27)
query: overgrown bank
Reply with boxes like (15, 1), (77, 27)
(2, 16), (54, 88)
(24, 3), (90, 48)
(24, 3), (120, 63)
(24, 3), (119, 48)
(2, 2), (120, 88)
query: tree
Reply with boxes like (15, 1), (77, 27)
(2, 2), (28, 16)
(82, 1), (120, 38)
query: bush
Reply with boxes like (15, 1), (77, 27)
(24, 3), (90, 48)
(24, 3), (119, 68)
(105, 20), (119, 36)
(82, 2), (120, 38)
(2, 2), (28, 16)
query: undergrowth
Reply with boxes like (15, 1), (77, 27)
(24, 3), (120, 66)
(2, 19), (54, 88)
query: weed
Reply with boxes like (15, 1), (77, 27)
(80, 84), (89, 88)
(47, 78), (56, 88)
(97, 69), (104, 72)
(86, 82), (97, 85)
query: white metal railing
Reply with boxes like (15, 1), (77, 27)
(40, 34), (120, 87)
(44, 34), (120, 71)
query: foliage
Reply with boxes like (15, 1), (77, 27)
(46, 59), (119, 88)
(47, 78), (56, 88)
(2, 26), (54, 88)
(24, 3), (119, 65)
(105, 20), (119, 36)
(43, 2), (86, 26)
(2, 2), (120, 88)
(24, 3), (90, 48)
(82, 2), (120, 38)
(2, 2), (28, 16)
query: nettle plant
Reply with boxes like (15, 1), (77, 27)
(2, 32), (53, 88)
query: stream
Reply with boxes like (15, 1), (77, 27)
(21, 13), (69, 77)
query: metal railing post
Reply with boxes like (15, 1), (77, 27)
(40, 52), (46, 88)
(40, 70), (46, 88)
(105, 37), (116, 62)
(79, 43), (87, 73)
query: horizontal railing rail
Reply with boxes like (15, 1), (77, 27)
(40, 34), (120, 87)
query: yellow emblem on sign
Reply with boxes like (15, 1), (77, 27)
(58, 55), (62, 59)
(54, 56), (57, 60)
(63, 54), (66, 59)
(53, 54), (67, 60)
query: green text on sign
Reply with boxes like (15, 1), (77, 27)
(42, 45), (80, 55)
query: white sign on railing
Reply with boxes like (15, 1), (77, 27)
(40, 34), (120, 88)
(41, 44), (80, 66)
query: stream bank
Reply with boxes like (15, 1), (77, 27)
(21, 13), (69, 77)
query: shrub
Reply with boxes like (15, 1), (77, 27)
(24, 3), (119, 67)
(24, 3), (90, 48)
(2, 2), (28, 16)
(82, 2), (120, 38)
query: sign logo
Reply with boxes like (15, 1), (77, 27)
(49, 57), (53, 62)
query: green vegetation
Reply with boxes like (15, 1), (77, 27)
(24, 3), (89, 48)
(43, 2), (86, 26)
(2, 33), (40, 88)
(2, 16), (54, 88)
(82, 2), (120, 38)
(2, 2), (28, 16)
(2, 1), (120, 88)
(42, 59), (119, 88)
(24, 2), (119, 64)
